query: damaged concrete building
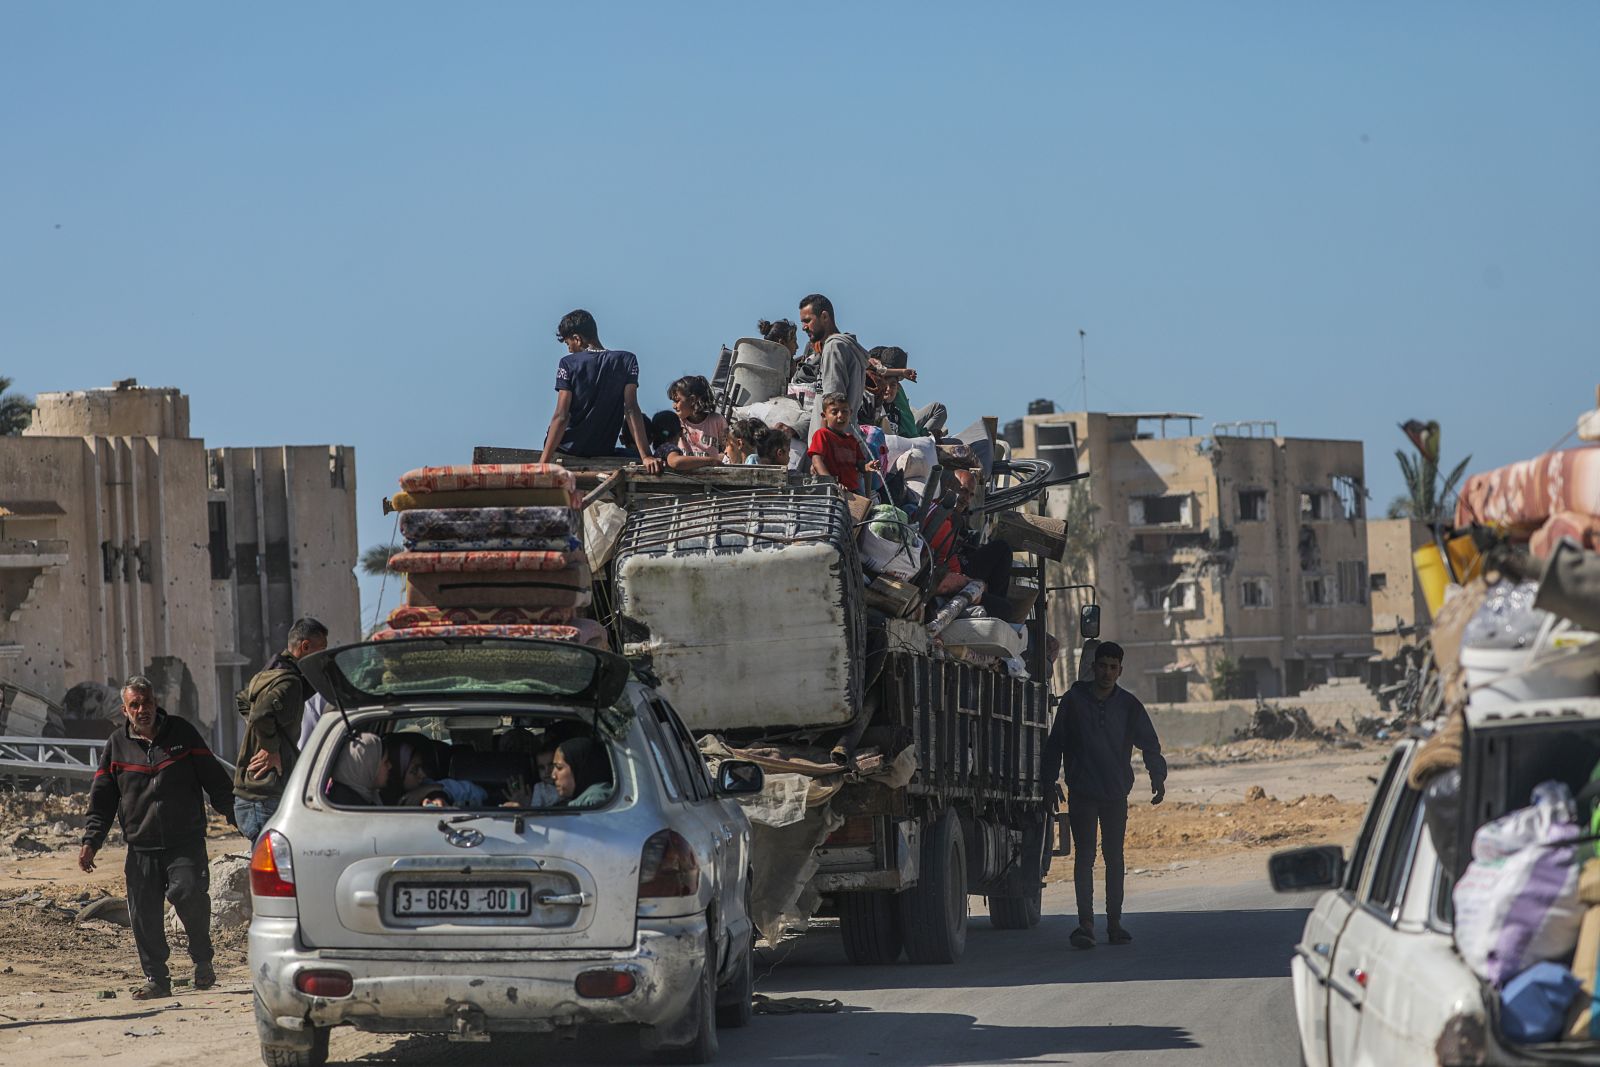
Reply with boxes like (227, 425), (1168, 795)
(1009, 407), (1376, 702)
(0, 381), (358, 753)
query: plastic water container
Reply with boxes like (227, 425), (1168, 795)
(726, 337), (790, 407)
(1463, 617), (1600, 710)
(1414, 533), (1484, 619)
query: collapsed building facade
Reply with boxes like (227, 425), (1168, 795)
(0, 381), (359, 752)
(1009, 406), (1377, 702)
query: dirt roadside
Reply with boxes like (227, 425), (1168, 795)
(0, 738), (1384, 1066)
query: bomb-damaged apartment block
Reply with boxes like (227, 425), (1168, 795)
(0, 381), (358, 752)
(1008, 404), (1377, 703)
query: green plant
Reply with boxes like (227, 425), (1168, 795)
(0, 376), (34, 436)
(1210, 655), (1245, 700)
(1387, 420), (1470, 523)
(359, 543), (400, 576)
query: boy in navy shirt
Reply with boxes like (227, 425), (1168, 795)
(539, 309), (662, 472)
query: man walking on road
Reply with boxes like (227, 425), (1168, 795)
(233, 617), (327, 842)
(1040, 641), (1167, 949)
(79, 676), (236, 1000)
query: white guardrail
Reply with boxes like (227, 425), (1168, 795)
(0, 736), (236, 780)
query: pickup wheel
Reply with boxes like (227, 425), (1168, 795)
(900, 808), (968, 964)
(988, 883), (1043, 929)
(839, 890), (904, 965)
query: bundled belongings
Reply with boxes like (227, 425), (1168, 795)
(1455, 445), (1600, 557)
(1454, 781), (1586, 988)
(379, 464), (604, 644)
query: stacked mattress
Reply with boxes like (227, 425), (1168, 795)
(377, 465), (606, 647)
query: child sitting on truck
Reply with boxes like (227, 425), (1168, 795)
(668, 375), (727, 457)
(724, 417), (770, 465)
(807, 392), (879, 494)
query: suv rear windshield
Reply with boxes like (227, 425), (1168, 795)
(307, 639), (629, 707)
(320, 711), (616, 812)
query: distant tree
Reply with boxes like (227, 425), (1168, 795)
(0, 376), (34, 435)
(1389, 419), (1470, 524)
(360, 543), (401, 576)
(1059, 484), (1102, 583)
(1210, 656), (1245, 700)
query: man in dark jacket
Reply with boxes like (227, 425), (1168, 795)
(233, 617), (327, 842)
(1039, 641), (1167, 949)
(79, 675), (235, 1000)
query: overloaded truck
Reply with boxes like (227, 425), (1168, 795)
(477, 439), (1075, 965)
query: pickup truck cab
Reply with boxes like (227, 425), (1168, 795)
(1272, 696), (1600, 1067)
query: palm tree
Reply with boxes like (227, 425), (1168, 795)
(1386, 419), (1470, 523)
(360, 543), (401, 576)
(0, 376), (34, 435)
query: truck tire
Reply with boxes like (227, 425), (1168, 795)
(988, 884), (1042, 929)
(838, 890), (903, 965)
(899, 808), (967, 964)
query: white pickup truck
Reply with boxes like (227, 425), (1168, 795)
(1271, 695), (1600, 1067)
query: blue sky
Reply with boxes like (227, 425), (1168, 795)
(3, 2), (1596, 625)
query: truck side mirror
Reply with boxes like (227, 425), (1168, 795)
(1079, 603), (1101, 640)
(1268, 845), (1345, 892)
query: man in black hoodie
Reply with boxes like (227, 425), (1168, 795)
(79, 676), (236, 1000)
(1039, 641), (1167, 950)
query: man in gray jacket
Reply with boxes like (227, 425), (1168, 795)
(1039, 641), (1167, 949)
(798, 293), (870, 444)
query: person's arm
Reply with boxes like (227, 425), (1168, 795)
(667, 452), (722, 471)
(1128, 696), (1167, 804)
(245, 679), (297, 776)
(79, 745), (120, 870)
(1038, 696), (1071, 809)
(540, 389), (573, 465)
(622, 384), (663, 474)
(188, 724), (239, 822)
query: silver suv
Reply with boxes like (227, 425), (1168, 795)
(247, 638), (763, 1066)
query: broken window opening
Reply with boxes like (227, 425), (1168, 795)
(329, 446), (347, 489)
(208, 502), (232, 581)
(1331, 475), (1366, 520)
(1370, 572), (1388, 592)
(1238, 489), (1268, 522)
(1300, 490), (1330, 521)
(1154, 672), (1189, 704)
(1128, 494), (1193, 528)
(1241, 577), (1272, 608)
(1338, 560), (1368, 605)
(1303, 575), (1333, 607)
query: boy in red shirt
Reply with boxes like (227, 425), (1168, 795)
(807, 392), (878, 494)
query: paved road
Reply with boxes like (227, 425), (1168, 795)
(340, 876), (1308, 1067)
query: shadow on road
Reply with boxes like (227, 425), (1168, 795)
(338, 1013), (1198, 1066)
(755, 907), (1310, 991)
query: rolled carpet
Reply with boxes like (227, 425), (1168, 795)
(399, 464), (575, 493)
(385, 488), (581, 513)
(386, 605), (576, 629)
(388, 550), (585, 574)
(400, 506), (575, 542)
(371, 623), (583, 643)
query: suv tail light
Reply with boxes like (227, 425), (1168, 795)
(637, 829), (700, 898)
(250, 830), (296, 898)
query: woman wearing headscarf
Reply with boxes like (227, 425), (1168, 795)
(553, 736), (613, 808)
(325, 733), (389, 805)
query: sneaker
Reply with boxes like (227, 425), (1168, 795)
(1108, 922), (1133, 945)
(1069, 924), (1095, 950)
(193, 963), (216, 990)
(131, 980), (171, 1001)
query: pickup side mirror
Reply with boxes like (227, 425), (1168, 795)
(1269, 845), (1345, 893)
(715, 759), (765, 797)
(1079, 603), (1101, 640)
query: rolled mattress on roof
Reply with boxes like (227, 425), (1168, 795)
(613, 485), (862, 734)
(398, 464), (575, 493)
(404, 562), (592, 609)
(400, 506), (575, 542)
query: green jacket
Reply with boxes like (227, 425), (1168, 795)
(232, 653), (309, 800)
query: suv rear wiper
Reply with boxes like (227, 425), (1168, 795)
(441, 811), (528, 835)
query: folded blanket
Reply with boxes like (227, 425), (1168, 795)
(399, 464), (575, 493)
(1455, 446), (1600, 534)
(387, 605), (576, 628)
(405, 565), (592, 609)
(400, 506), (575, 542)
(385, 488), (581, 513)
(388, 550), (586, 574)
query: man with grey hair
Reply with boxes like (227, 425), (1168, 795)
(80, 675), (235, 1000)
(233, 617), (328, 841)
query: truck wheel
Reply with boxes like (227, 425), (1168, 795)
(900, 808), (967, 964)
(838, 891), (904, 965)
(988, 884), (1043, 929)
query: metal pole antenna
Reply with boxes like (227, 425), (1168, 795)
(1078, 329), (1088, 412)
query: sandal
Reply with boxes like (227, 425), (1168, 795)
(193, 963), (216, 990)
(131, 980), (171, 1001)
(1108, 924), (1133, 945)
(1069, 925), (1095, 950)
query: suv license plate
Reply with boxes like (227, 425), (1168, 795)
(392, 883), (531, 917)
